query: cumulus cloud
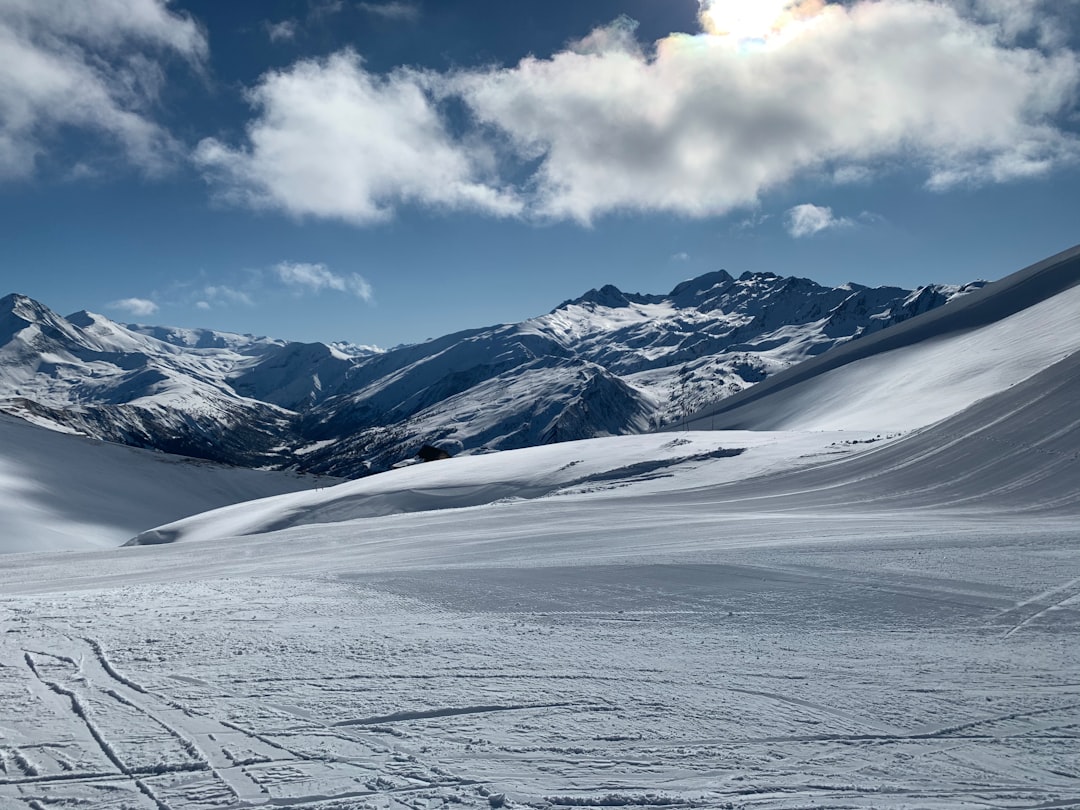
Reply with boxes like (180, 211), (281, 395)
(452, 0), (1079, 223)
(274, 261), (374, 301)
(195, 51), (521, 224)
(200, 0), (1079, 226)
(785, 203), (853, 237)
(110, 297), (159, 317)
(0, 0), (206, 180)
(357, 2), (421, 22)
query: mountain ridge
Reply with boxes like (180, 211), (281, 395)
(0, 268), (983, 476)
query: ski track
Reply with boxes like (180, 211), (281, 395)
(2, 549), (1078, 810)
(996, 576), (1080, 638)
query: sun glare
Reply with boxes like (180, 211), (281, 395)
(698, 0), (827, 46)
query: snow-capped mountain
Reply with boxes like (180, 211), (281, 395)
(0, 270), (979, 476)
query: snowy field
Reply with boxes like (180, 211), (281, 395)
(1, 424), (1077, 809)
(1, 248), (1078, 808)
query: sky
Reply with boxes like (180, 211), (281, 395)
(1, 0), (1078, 348)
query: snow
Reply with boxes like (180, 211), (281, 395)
(698, 279), (1080, 431)
(0, 413), (337, 554)
(2, 270), (972, 478)
(0, 416), (1077, 806)
(690, 242), (1080, 432)
(126, 430), (866, 547)
(0, 248), (1078, 808)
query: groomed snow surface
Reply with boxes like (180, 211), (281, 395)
(1, 246), (1079, 808)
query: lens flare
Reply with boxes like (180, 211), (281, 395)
(698, 0), (827, 48)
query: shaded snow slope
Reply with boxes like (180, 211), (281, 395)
(687, 243), (1080, 431)
(662, 347), (1080, 518)
(0, 413), (335, 554)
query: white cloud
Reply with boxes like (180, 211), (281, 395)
(110, 297), (159, 317)
(0, 0), (206, 180)
(732, 211), (772, 232)
(450, 0), (1079, 223)
(357, 2), (421, 22)
(274, 261), (374, 302)
(201, 284), (254, 307)
(266, 20), (297, 43)
(308, 1), (344, 19)
(195, 51), (521, 224)
(671, 251), (691, 261)
(198, 0), (1079, 226)
(785, 203), (852, 237)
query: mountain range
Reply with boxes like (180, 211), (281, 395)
(0, 270), (982, 477)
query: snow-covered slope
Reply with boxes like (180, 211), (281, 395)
(127, 429), (862, 547)
(698, 345), (1080, 515)
(0, 295), (300, 466)
(0, 269), (973, 476)
(0, 413), (335, 554)
(686, 243), (1080, 432)
(1, 251), (1077, 809)
(128, 337), (1080, 551)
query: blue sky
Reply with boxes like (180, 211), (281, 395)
(1, 0), (1078, 347)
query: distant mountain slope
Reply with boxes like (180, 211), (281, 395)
(0, 413), (334, 553)
(296, 271), (980, 472)
(686, 243), (1080, 432)
(0, 268), (978, 476)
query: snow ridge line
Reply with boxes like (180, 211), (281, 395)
(909, 701), (1080, 740)
(219, 718), (306, 758)
(0, 769), (130, 788)
(559, 448), (745, 491)
(22, 649), (77, 666)
(9, 747), (39, 778)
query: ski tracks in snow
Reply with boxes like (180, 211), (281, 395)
(995, 576), (1080, 637)
(0, 608), (509, 809)
(2, 624), (330, 807)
